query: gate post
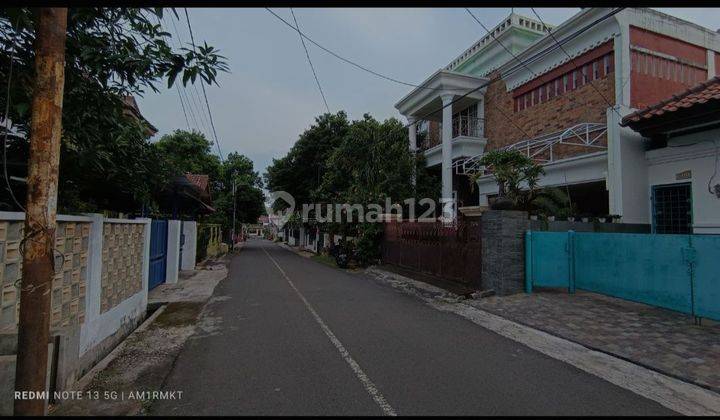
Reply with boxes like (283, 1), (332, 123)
(525, 230), (533, 293)
(568, 230), (576, 294)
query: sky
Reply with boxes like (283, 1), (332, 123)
(137, 7), (720, 180)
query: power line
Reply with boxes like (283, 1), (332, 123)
(290, 8), (330, 114)
(183, 8), (225, 162)
(265, 8), (465, 93)
(175, 86), (191, 130)
(156, 13), (203, 134)
(530, 7), (625, 120)
(164, 13), (212, 135)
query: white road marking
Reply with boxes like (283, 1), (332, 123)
(262, 246), (397, 416)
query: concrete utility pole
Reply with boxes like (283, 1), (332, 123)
(232, 178), (237, 244)
(14, 8), (68, 416)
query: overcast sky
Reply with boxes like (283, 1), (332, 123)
(137, 7), (720, 179)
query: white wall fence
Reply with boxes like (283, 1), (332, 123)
(0, 212), (152, 415)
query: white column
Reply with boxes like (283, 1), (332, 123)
(408, 117), (417, 152)
(165, 220), (181, 284)
(708, 50), (716, 78)
(181, 221), (197, 270)
(477, 99), (485, 137)
(79, 213), (103, 355)
(614, 22), (631, 107)
(441, 94), (454, 221)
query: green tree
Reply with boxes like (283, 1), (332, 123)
(154, 129), (222, 183)
(471, 149), (544, 210)
(205, 152), (265, 231)
(264, 112), (349, 211)
(318, 114), (439, 265)
(0, 8), (228, 212)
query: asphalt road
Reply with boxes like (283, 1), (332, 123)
(151, 238), (674, 416)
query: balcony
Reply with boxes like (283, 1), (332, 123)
(418, 116), (485, 150)
(418, 117), (487, 167)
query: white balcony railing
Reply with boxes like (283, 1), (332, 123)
(417, 117), (484, 151)
(452, 116), (484, 139)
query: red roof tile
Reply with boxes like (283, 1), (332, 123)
(621, 77), (720, 126)
(184, 173), (209, 192)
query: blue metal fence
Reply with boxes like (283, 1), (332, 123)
(148, 220), (168, 290)
(525, 230), (720, 321)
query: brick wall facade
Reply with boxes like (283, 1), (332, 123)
(484, 66), (615, 161)
(629, 26), (709, 109)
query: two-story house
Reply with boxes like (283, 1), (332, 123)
(395, 8), (720, 230)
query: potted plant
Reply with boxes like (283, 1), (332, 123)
(580, 213), (590, 223)
(529, 212), (539, 221)
(547, 215), (556, 222)
(470, 150), (545, 212)
(611, 214), (622, 223)
(597, 214), (609, 223)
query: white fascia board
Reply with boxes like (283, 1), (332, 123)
(394, 71), (489, 117)
(495, 8), (621, 90)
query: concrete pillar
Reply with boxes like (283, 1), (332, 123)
(614, 21), (631, 107)
(165, 220), (181, 284)
(708, 50), (716, 78)
(180, 221), (197, 270)
(441, 93), (455, 221)
(480, 210), (530, 295)
(80, 213), (104, 353)
(139, 218), (151, 310)
(408, 117), (417, 152)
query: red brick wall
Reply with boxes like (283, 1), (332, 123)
(629, 26), (709, 109)
(484, 67), (615, 161)
(630, 26), (706, 63)
(716, 52), (720, 77)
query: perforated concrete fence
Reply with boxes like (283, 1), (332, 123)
(0, 212), (152, 415)
(100, 222), (145, 313)
(0, 218), (91, 332)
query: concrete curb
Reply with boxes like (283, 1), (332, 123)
(365, 266), (720, 416)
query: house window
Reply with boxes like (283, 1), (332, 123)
(554, 79), (560, 96)
(652, 183), (692, 234)
(604, 55), (610, 75)
(452, 103), (479, 137)
(593, 61), (599, 80)
(572, 71), (577, 89)
(581, 66), (588, 85)
(563, 74), (568, 92)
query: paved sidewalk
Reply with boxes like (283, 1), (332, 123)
(465, 289), (720, 393)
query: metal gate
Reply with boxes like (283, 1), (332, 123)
(381, 219), (482, 287)
(525, 231), (720, 321)
(148, 219), (168, 290)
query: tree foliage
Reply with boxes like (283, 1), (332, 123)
(152, 131), (265, 233)
(265, 112), (440, 265)
(472, 149), (544, 210)
(0, 8), (228, 212)
(264, 112), (349, 211)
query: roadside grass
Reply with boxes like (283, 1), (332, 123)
(311, 253), (338, 268)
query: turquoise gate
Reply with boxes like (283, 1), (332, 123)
(525, 231), (720, 321)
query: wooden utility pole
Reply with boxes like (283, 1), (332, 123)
(14, 8), (67, 416)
